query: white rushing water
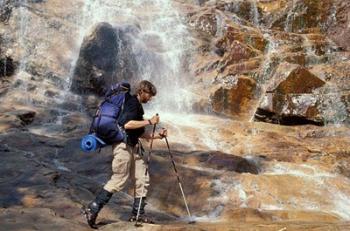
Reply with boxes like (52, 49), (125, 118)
(250, 0), (259, 27)
(284, 0), (296, 32)
(66, 0), (193, 113)
(14, 0), (194, 135)
(17, 0), (29, 72)
(7, 0), (33, 105)
(249, 31), (279, 122)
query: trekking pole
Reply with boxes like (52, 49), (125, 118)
(164, 136), (195, 224)
(135, 114), (158, 227)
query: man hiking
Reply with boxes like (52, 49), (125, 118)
(82, 80), (167, 229)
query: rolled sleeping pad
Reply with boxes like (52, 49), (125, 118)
(80, 134), (106, 152)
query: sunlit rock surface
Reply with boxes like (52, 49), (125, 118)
(0, 0), (350, 230)
(188, 0), (350, 124)
(1, 113), (350, 230)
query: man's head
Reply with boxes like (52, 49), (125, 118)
(136, 80), (157, 103)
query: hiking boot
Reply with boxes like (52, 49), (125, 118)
(81, 204), (98, 229)
(129, 197), (155, 224)
(82, 189), (113, 229)
(128, 214), (154, 224)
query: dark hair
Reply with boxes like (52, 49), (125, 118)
(136, 80), (157, 96)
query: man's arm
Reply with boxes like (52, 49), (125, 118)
(124, 120), (149, 129)
(124, 115), (159, 130)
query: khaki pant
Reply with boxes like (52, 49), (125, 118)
(103, 142), (149, 198)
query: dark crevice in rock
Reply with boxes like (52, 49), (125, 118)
(0, 56), (17, 77)
(16, 110), (36, 125)
(254, 108), (324, 126)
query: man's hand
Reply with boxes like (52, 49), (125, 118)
(149, 114), (160, 125)
(158, 128), (167, 139)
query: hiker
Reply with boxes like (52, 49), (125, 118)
(82, 80), (167, 229)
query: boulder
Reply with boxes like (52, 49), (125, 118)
(188, 8), (218, 37)
(71, 22), (138, 95)
(210, 75), (257, 118)
(255, 63), (327, 124)
(266, 63), (326, 94)
(0, 109), (36, 132)
(0, 0), (13, 24)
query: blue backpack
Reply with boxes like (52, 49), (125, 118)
(81, 82), (130, 152)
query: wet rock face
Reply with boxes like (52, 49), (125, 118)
(0, 1), (13, 23)
(255, 63), (327, 124)
(327, 0), (350, 51)
(189, 8), (217, 37)
(211, 75), (257, 118)
(216, 25), (267, 54)
(0, 109), (36, 132)
(71, 23), (138, 95)
(267, 65), (326, 94)
(188, 0), (350, 124)
(267, 0), (334, 33)
(0, 1), (350, 230)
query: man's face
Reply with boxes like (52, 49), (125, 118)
(139, 90), (153, 103)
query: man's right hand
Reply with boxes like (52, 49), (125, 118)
(149, 114), (160, 125)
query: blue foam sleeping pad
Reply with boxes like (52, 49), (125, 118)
(80, 134), (106, 152)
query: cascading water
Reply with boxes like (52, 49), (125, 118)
(284, 0), (296, 33)
(17, 0), (28, 73)
(249, 32), (279, 122)
(8, 0), (32, 105)
(123, 0), (193, 113)
(27, 0), (193, 136)
(67, 0), (193, 114)
(250, 0), (259, 27)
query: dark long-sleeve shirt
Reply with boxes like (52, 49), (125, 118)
(118, 93), (145, 146)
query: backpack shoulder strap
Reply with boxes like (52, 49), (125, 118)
(116, 92), (127, 123)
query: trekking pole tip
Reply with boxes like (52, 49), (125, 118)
(134, 223), (143, 227)
(188, 220), (196, 224)
(186, 216), (196, 224)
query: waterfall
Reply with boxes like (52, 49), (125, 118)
(11, 0), (31, 104)
(249, 32), (279, 122)
(18, 0), (28, 72)
(284, 0), (296, 32)
(67, 0), (193, 114)
(250, 0), (259, 27)
(123, 0), (193, 113)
